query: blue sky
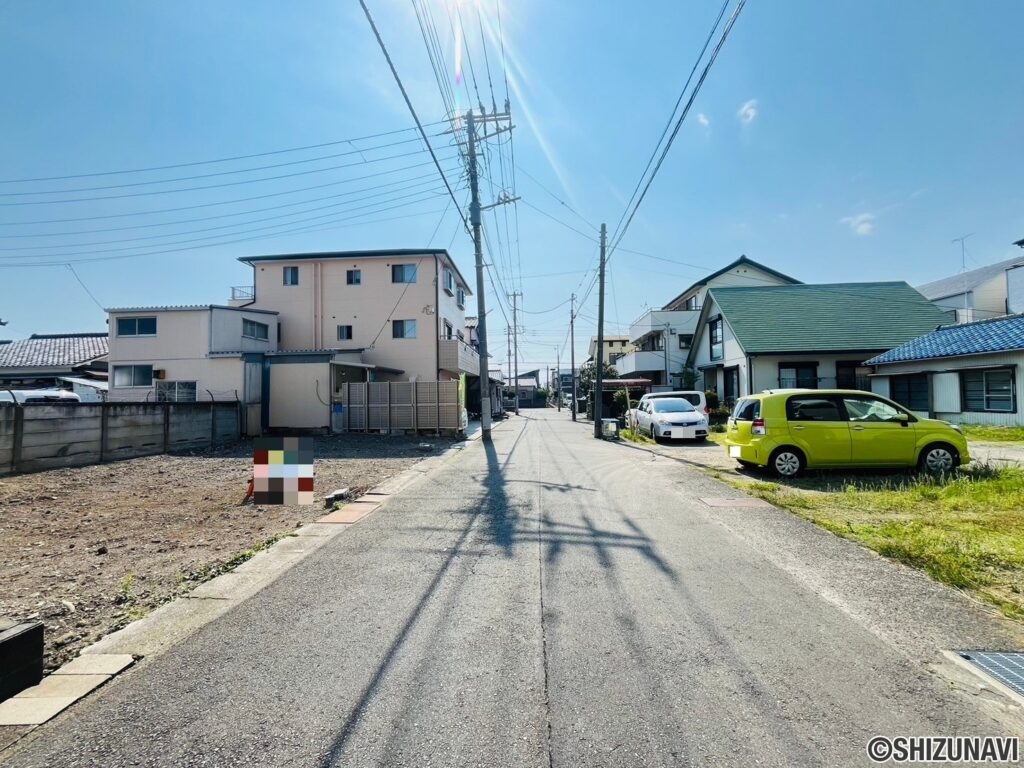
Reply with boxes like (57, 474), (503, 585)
(1, 0), (1022, 375)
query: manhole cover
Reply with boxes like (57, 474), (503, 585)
(958, 651), (1024, 697)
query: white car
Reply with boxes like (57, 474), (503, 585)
(0, 388), (82, 404)
(634, 397), (709, 442)
(627, 390), (708, 429)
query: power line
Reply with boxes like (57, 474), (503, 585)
(609, 0), (731, 248)
(0, 122), (448, 184)
(0, 146), (454, 207)
(66, 265), (105, 312)
(608, 0), (748, 258)
(0, 157), (456, 227)
(0, 166), (459, 239)
(360, 0), (469, 232)
(515, 163), (595, 230)
(0, 135), (437, 198)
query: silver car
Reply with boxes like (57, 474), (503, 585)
(634, 397), (709, 442)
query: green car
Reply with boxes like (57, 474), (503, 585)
(724, 389), (970, 478)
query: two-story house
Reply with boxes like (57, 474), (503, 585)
(587, 336), (635, 367)
(916, 251), (1024, 324)
(616, 256), (800, 387)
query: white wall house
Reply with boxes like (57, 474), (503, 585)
(687, 282), (950, 405)
(867, 314), (1024, 426)
(106, 305), (279, 403)
(617, 256), (800, 387)
(916, 253), (1024, 324)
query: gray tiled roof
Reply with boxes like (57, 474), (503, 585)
(866, 313), (1024, 365)
(916, 255), (1024, 300)
(0, 333), (108, 370)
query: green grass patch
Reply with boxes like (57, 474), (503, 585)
(621, 428), (654, 445)
(738, 465), (1024, 620)
(960, 424), (1024, 443)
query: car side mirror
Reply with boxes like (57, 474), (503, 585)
(896, 413), (909, 426)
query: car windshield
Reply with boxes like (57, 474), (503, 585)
(652, 399), (696, 413)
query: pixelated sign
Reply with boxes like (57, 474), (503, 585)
(253, 436), (314, 505)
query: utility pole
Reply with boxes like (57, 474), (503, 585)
(465, 107), (517, 437)
(663, 322), (671, 387)
(506, 327), (512, 384)
(510, 291), (521, 415)
(570, 293), (577, 421)
(594, 223), (607, 438)
(556, 345), (561, 412)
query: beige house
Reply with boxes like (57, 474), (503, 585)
(587, 336), (635, 367)
(107, 249), (480, 433)
(917, 253), (1024, 324)
(231, 249), (478, 384)
(617, 256), (800, 387)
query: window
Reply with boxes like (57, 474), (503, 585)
(685, 295), (698, 311)
(112, 365), (153, 387)
(392, 264), (417, 283)
(443, 321), (453, 340)
(779, 363), (818, 388)
(283, 266), (299, 285)
(346, 269), (361, 285)
(116, 317), (157, 336)
(443, 269), (455, 295)
(724, 366), (740, 404)
(962, 369), (1016, 413)
(456, 287), (466, 308)
(785, 395), (843, 422)
(890, 374), (929, 411)
(337, 325), (353, 341)
(242, 319), (269, 340)
(841, 395), (905, 422)
(392, 319), (417, 339)
(732, 398), (760, 421)
(678, 334), (693, 349)
(709, 317), (723, 360)
(155, 381), (197, 402)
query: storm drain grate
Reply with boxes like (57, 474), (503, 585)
(958, 651), (1024, 697)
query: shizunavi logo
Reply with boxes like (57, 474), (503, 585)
(867, 736), (1019, 763)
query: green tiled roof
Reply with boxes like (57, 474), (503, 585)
(710, 282), (949, 354)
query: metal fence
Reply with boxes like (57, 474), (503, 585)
(332, 381), (463, 432)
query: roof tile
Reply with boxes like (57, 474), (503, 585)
(867, 313), (1024, 365)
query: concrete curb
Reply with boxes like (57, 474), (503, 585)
(0, 430), (490, 735)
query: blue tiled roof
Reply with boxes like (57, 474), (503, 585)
(867, 314), (1024, 365)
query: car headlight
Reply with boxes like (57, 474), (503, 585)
(657, 417), (670, 424)
(944, 421), (963, 434)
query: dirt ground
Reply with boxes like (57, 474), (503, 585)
(0, 433), (457, 672)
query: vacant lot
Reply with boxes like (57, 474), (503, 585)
(0, 433), (455, 671)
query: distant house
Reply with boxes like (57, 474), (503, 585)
(866, 313), (1024, 426)
(916, 254), (1024, 324)
(687, 282), (950, 404)
(618, 255), (801, 387)
(587, 336), (635, 367)
(0, 333), (109, 400)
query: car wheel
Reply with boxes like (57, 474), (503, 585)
(769, 447), (804, 479)
(919, 443), (959, 474)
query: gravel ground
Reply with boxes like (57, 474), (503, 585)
(0, 432), (457, 672)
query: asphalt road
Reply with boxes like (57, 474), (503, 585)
(4, 409), (1022, 767)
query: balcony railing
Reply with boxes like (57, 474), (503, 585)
(231, 286), (255, 301)
(439, 336), (480, 375)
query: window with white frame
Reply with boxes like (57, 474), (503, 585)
(116, 317), (157, 336)
(456, 286), (466, 308)
(337, 325), (353, 341)
(392, 319), (417, 339)
(283, 266), (299, 285)
(155, 381), (197, 402)
(242, 319), (269, 340)
(112, 365), (153, 387)
(346, 269), (361, 285)
(391, 264), (417, 283)
(961, 369), (1016, 412)
(443, 269), (455, 295)
(443, 321), (453, 340)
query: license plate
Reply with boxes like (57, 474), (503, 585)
(729, 446), (741, 457)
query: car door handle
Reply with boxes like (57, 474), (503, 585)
(792, 425), (805, 430)
(851, 426), (865, 431)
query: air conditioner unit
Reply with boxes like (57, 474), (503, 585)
(153, 369), (166, 380)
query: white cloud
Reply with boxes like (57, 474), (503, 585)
(697, 112), (710, 129)
(840, 212), (876, 236)
(737, 99), (758, 124)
